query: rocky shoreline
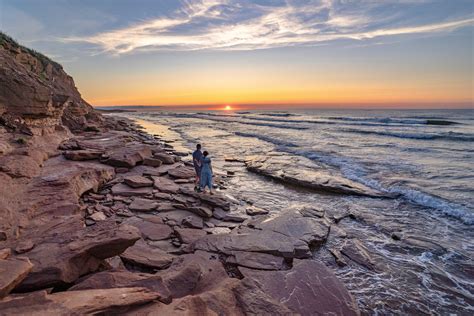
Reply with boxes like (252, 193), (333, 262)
(1, 116), (362, 314)
(0, 32), (362, 314)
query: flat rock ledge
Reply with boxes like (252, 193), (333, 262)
(245, 153), (387, 197)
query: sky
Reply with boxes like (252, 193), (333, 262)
(0, 0), (473, 109)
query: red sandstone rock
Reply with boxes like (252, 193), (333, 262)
(130, 251), (293, 315)
(16, 221), (140, 291)
(180, 187), (231, 211)
(168, 166), (195, 179)
(143, 157), (162, 167)
(0, 256), (33, 298)
(241, 260), (360, 315)
(124, 217), (173, 241)
(0, 249), (11, 259)
(153, 152), (175, 164)
(174, 228), (207, 244)
(0, 287), (160, 314)
(227, 251), (285, 270)
(69, 270), (171, 304)
(25, 158), (115, 218)
(153, 176), (180, 194)
(111, 183), (153, 196)
(247, 208), (330, 247)
(192, 229), (311, 259)
(103, 142), (152, 168)
(124, 175), (153, 188)
(63, 149), (103, 161)
(129, 198), (158, 212)
(120, 239), (175, 270)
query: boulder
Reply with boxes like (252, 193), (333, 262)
(0, 257), (33, 298)
(125, 217), (173, 241)
(103, 142), (152, 168)
(154, 162), (183, 175)
(218, 209), (249, 222)
(143, 157), (162, 167)
(153, 153), (175, 164)
(240, 260), (360, 315)
(0, 287), (160, 315)
(157, 281), (291, 314)
(69, 270), (171, 304)
(0, 154), (41, 178)
(124, 175), (153, 188)
(152, 176), (180, 194)
(212, 207), (227, 220)
(16, 221), (140, 291)
(158, 251), (229, 298)
(154, 192), (172, 200)
(156, 202), (178, 212)
(182, 216), (204, 229)
(129, 198), (158, 212)
(111, 183), (153, 197)
(89, 211), (107, 221)
(132, 275), (292, 315)
(14, 240), (35, 254)
(120, 240), (175, 270)
(187, 206), (213, 218)
(133, 165), (167, 177)
(168, 166), (195, 179)
(246, 206), (269, 216)
(63, 150), (103, 161)
(25, 158), (115, 218)
(174, 228), (207, 244)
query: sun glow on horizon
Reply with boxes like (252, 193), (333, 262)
(224, 105), (232, 111)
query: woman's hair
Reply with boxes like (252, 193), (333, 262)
(203, 151), (209, 156)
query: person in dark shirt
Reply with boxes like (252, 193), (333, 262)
(192, 144), (203, 190)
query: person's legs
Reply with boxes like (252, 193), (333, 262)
(194, 166), (201, 191)
(207, 174), (213, 194)
(200, 170), (209, 193)
(195, 166), (200, 181)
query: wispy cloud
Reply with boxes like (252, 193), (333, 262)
(63, 0), (474, 54)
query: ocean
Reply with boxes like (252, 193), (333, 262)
(115, 108), (473, 314)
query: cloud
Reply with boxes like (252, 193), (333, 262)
(62, 0), (474, 54)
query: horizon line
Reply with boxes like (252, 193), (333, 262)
(93, 102), (474, 110)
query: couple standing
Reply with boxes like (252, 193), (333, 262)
(192, 144), (214, 194)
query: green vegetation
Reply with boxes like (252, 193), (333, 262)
(15, 137), (27, 145)
(0, 31), (63, 71)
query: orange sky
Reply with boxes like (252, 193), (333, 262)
(4, 0), (473, 109)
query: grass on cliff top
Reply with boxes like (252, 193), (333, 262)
(0, 31), (63, 71)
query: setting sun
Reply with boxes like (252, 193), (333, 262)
(224, 105), (232, 111)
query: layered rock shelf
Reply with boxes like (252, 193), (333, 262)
(245, 153), (388, 197)
(0, 33), (364, 314)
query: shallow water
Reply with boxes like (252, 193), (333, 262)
(120, 109), (473, 315)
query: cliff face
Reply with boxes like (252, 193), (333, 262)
(0, 32), (102, 134)
(0, 32), (107, 243)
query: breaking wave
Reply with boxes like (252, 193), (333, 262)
(342, 129), (474, 142)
